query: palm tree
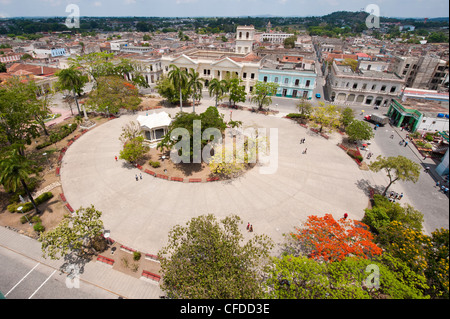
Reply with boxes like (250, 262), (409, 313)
(208, 78), (226, 107)
(168, 64), (188, 112)
(56, 66), (87, 116)
(0, 147), (40, 214)
(188, 68), (204, 113)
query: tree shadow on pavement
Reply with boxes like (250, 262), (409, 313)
(355, 179), (385, 197)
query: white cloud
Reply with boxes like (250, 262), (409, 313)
(124, 0), (136, 4)
(94, 1), (102, 6)
(176, 0), (198, 4)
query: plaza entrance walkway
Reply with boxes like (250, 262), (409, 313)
(60, 105), (371, 255)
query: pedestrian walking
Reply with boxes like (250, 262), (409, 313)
(247, 222), (250, 230)
(249, 225), (253, 232)
(399, 193), (403, 200)
(303, 148), (307, 154)
(436, 181), (440, 187)
(343, 213), (348, 220)
(115, 156), (118, 161)
(405, 141), (409, 147)
(140, 173), (142, 180)
(135, 174), (139, 181)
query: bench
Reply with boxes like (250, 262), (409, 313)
(55, 167), (60, 176)
(59, 193), (67, 202)
(97, 255), (114, 266)
(120, 245), (136, 253)
(206, 177), (219, 182)
(65, 203), (74, 213)
(145, 254), (160, 262)
(144, 169), (156, 176)
(320, 133), (330, 140)
(189, 178), (202, 183)
(170, 177), (184, 182)
(156, 174), (169, 180)
(141, 270), (161, 282)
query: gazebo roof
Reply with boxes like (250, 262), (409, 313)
(137, 112), (172, 130)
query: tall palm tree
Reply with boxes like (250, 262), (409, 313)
(208, 78), (227, 107)
(188, 68), (204, 113)
(0, 147), (40, 214)
(56, 66), (88, 116)
(168, 64), (188, 112)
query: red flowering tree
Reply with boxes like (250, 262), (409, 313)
(290, 214), (382, 262)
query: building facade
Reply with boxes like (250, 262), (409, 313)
(258, 68), (317, 99)
(326, 61), (405, 107)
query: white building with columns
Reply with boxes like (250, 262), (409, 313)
(326, 61), (406, 107)
(160, 26), (261, 93)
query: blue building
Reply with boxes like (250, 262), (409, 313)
(51, 48), (67, 57)
(258, 68), (317, 99)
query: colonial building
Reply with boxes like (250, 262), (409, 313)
(258, 68), (317, 99)
(326, 60), (405, 107)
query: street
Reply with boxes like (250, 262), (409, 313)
(0, 245), (119, 299)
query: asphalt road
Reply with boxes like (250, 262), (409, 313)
(0, 245), (119, 299)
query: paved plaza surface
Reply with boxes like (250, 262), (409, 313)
(60, 104), (375, 255)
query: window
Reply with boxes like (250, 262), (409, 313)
(274, 77), (279, 83)
(264, 76), (268, 83)
(295, 79), (300, 86)
(367, 65), (372, 71)
(249, 86), (253, 92)
(246, 32), (249, 39)
(284, 78), (289, 84)
(346, 82), (350, 88)
(243, 72), (247, 79)
(381, 85), (387, 92)
(353, 83), (358, 89)
(372, 84), (376, 90)
(405, 64), (410, 69)
(306, 80), (311, 87)
(251, 73), (255, 79)
(362, 83), (367, 90)
(390, 86), (397, 93)
(239, 32), (242, 39)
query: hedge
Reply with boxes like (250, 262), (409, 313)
(36, 123), (78, 150)
(8, 192), (54, 213)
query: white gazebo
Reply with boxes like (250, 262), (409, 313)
(137, 112), (172, 143)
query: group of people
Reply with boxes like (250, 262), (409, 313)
(387, 191), (403, 202)
(399, 139), (409, 147)
(436, 181), (449, 194)
(246, 223), (253, 232)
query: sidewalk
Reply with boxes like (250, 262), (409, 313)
(0, 226), (163, 299)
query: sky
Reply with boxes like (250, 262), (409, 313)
(0, 0), (449, 18)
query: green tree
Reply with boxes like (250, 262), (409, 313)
(345, 119), (374, 142)
(0, 147), (40, 214)
(119, 136), (149, 164)
(369, 155), (421, 196)
(208, 78), (227, 107)
(340, 107), (354, 128)
(0, 62), (6, 73)
(157, 106), (227, 163)
(250, 81), (279, 111)
(168, 64), (189, 112)
(296, 98), (313, 118)
(265, 255), (428, 299)
(363, 194), (424, 234)
(312, 103), (341, 133)
(158, 214), (273, 299)
(0, 78), (41, 153)
(225, 78), (246, 107)
(39, 205), (105, 260)
(56, 66), (88, 116)
(425, 228), (449, 299)
(86, 76), (142, 114)
(187, 68), (204, 113)
(283, 35), (297, 49)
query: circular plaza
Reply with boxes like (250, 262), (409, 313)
(60, 105), (370, 255)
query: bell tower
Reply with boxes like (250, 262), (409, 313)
(235, 25), (255, 54)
